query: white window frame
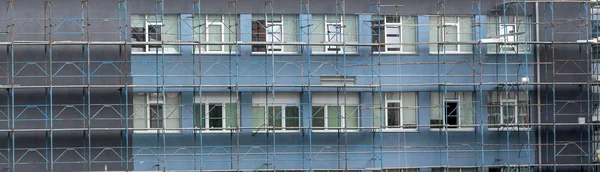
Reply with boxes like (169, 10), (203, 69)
(430, 16), (472, 54)
(266, 15), (284, 53)
(205, 15), (226, 53)
(489, 99), (530, 131)
(194, 93), (239, 133)
(443, 99), (461, 126)
(372, 16), (415, 54)
(255, 104), (301, 132)
(199, 103), (227, 131)
(131, 15), (179, 54)
(383, 16), (403, 53)
(382, 93), (417, 131)
(136, 93), (180, 134)
(325, 15), (344, 53)
(312, 104), (360, 132)
(488, 16), (532, 54)
(441, 18), (460, 53)
(146, 94), (165, 130)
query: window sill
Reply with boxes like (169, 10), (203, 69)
(134, 130), (181, 134)
(488, 127), (532, 132)
(132, 52), (182, 55)
(311, 52), (360, 55)
(193, 52), (239, 55)
(194, 130), (239, 133)
(372, 52), (419, 55)
(377, 128), (419, 132)
(486, 52), (533, 55)
(253, 130), (301, 133)
(430, 128), (475, 132)
(429, 52), (473, 55)
(312, 129), (360, 133)
(250, 52), (300, 56)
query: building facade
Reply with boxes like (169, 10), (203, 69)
(0, 0), (594, 172)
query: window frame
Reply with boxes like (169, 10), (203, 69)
(205, 16), (227, 53)
(489, 98), (530, 131)
(194, 93), (239, 133)
(312, 104), (360, 132)
(198, 103), (227, 131)
(131, 14), (179, 54)
(135, 93), (180, 134)
(487, 15), (532, 54)
(263, 15), (284, 53)
(372, 15), (416, 54)
(254, 104), (301, 132)
(382, 94), (417, 131)
(324, 15), (344, 53)
(430, 16), (472, 54)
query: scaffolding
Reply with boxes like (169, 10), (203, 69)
(0, 0), (599, 171)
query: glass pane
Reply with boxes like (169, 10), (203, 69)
(267, 25), (283, 42)
(488, 106), (501, 128)
(208, 104), (223, 130)
(225, 103), (237, 128)
(194, 104), (204, 128)
(285, 106), (300, 129)
(444, 26), (458, 51)
(345, 106), (359, 128)
(503, 102), (516, 124)
(148, 25), (162, 41)
(208, 25), (223, 51)
(387, 103), (401, 127)
(328, 106), (342, 128)
(312, 106), (325, 129)
(149, 104), (163, 128)
(268, 106), (282, 129)
(252, 106), (266, 131)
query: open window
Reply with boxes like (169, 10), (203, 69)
(252, 15), (298, 53)
(130, 14), (179, 53)
(430, 92), (474, 130)
(487, 16), (532, 54)
(371, 15), (416, 53)
(312, 14), (358, 53)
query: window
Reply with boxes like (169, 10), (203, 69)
(133, 93), (180, 132)
(311, 15), (358, 53)
(374, 92), (417, 130)
(431, 92), (475, 129)
(487, 16), (532, 54)
(252, 93), (301, 131)
(194, 15), (237, 53)
(372, 15), (417, 53)
(488, 91), (530, 129)
(429, 16), (473, 53)
(131, 14), (179, 53)
(432, 168), (476, 172)
(312, 92), (359, 131)
(252, 15), (298, 53)
(193, 93), (238, 131)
